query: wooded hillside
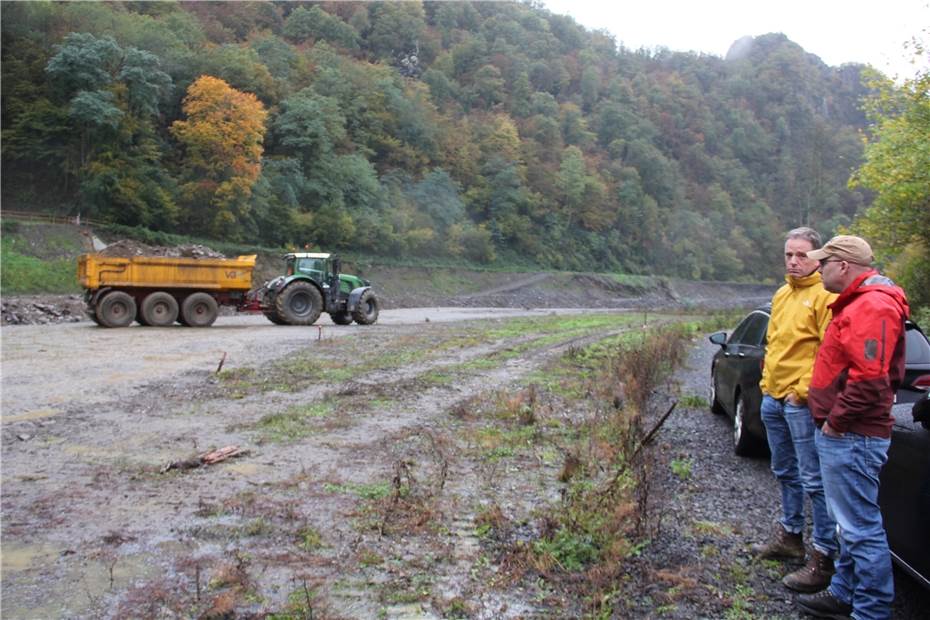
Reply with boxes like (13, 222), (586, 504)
(1, 1), (880, 281)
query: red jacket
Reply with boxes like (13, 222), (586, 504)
(808, 270), (910, 438)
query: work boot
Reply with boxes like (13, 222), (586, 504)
(796, 588), (852, 619)
(782, 548), (835, 592)
(751, 524), (805, 560)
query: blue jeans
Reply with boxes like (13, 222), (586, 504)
(816, 429), (893, 620)
(760, 395), (838, 557)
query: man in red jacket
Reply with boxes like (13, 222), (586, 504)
(796, 236), (909, 620)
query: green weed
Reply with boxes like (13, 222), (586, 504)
(253, 402), (333, 443)
(680, 394), (709, 408)
(296, 526), (323, 551)
(670, 458), (693, 480)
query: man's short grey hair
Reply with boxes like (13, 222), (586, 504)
(786, 227), (823, 249)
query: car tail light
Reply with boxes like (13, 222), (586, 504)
(912, 374), (930, 390)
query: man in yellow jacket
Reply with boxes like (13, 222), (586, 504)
(753, 227), (838, 593)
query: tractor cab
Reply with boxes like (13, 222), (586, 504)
(285, 252), (333, 286)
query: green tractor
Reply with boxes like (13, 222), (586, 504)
(260, 252), (380, 326)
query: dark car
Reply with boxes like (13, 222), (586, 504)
(709, 309), (930, 456)
(709, 308), (930, 587)
(708, 304), (771, 456)
(880, 390), (930, 589)
(897, 320), (930, 403)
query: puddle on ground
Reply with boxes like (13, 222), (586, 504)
(1, 542), (61, 572)
(2, 408), (61, 424)
(63, 444), (125, 460)
(223, 462), (269, 476)
(141, 354), (198, 362)
(2, 545), (163, 618)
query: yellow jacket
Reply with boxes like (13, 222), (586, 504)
(760, 271), (836, 402)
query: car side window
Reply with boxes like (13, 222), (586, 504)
(727, 315), (753, 345)
(741, 313), (769, 347)
(728, 312), (768, 347)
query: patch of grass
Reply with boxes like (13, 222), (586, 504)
(267, 581), (324, 620)
(680, 394), (709, 408)
(670, 458), (693, 480)
(358, 549), (383, 567)
(471, 425), (536, 461)
(323, 481), (392, 500)
(253, 402), (333, 443)
(1, 236), (82, 294)
(296, 526), (323, 551)
(692, 520), (733, 537)
(533, 526), (600, 571)
(724, 583), (755, 620)
(241, 517), (273, 537)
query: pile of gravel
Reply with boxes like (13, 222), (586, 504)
(97, 240), (226, 258)
(1, 295), (85, 325)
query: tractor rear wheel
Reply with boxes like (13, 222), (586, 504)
(263, 309), (288, 325)
(98, 291), (136, 328)
(330, 311), (353, 325)
(351, 290), (379, 325)
(275, 281), (323, 325)
(181, 292), (218, 327)
(141, 292), (179, 327)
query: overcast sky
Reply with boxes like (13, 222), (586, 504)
(542, 0), (929, 80)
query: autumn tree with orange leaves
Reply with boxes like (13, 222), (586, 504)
(171, 75), (267, 237)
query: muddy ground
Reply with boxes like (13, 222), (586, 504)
(3, 309), (927, 619)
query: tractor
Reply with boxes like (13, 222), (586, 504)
(260, 252), (380, 326)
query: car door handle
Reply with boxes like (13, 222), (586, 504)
(737, 352), (745, 358)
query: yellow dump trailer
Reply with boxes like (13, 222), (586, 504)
(78, 254), (258, 328)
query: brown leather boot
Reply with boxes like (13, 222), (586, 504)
(782, 549), (835, 592)
(751, 524), (804, 560)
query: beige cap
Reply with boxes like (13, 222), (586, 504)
(806, 235), (874, 265)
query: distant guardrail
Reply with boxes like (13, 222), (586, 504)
(0, 209), (106, 227)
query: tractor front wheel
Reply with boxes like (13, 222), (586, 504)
(275, 281), (323, 325)
(351, 290), (380, 325)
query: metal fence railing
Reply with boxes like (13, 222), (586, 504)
(0, 209), (106, 227)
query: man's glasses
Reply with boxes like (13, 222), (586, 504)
(819, 258), (843, 268)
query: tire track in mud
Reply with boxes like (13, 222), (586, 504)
(313, 323), (649, 618)
(0, 315), (644, 618)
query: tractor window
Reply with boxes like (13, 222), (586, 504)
(296, 258), (326, 281)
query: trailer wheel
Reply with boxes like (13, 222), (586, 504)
(351, 290), (380, 325)
(97, 291), (137, 328)
(275, 281), (323, 325)
(87, 308), (103, 326)
(330, 311), (353, 325)
(141, 292), (179, 327)
(181, 293), (218, 327)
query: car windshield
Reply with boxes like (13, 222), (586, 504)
(906, 326), (930, 364)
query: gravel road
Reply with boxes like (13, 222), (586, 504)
(0, 308), (588, 421)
